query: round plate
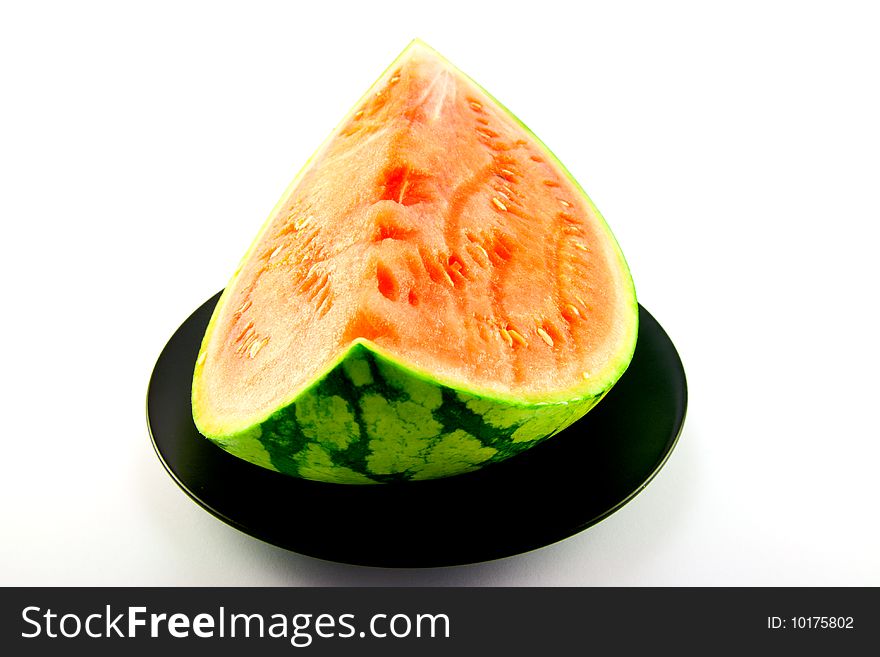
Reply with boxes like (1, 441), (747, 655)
(147, 292), (687, 567)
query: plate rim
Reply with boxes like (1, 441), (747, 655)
(146, 293), (687, 568)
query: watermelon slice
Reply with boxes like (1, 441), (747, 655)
(191, 41), (638, 483)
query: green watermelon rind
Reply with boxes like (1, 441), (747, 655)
(191, 40), (638, 483)
(202, 341), (608, 484)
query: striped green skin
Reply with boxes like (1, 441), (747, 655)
(206, 344), (605, 484)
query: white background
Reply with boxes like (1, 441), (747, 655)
(2, 0), (878, 585)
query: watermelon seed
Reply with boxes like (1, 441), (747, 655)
(537, 327), (554, 347)
(559, 199), (571, 207)
(354, 110), (364, 119)
(566, 303), (581, 319)
(499, 327), (514, 348)
(312, 273), (330, 301)
(448, 268), (467, 285)
(299, 271), (317, 295)
(316, 292), (334, 318)
(234, 321), (255, 345)
(269, 245), (284, 260)
(491, 197), (507, 212)
(508, 329), (528, 347)
(233, 299), (252, 317)
(492, 241), (512, 262)
(294, 215), (313, 231)
(440, 267), (456, 288)
(447, 255), (470, 281)
(389, 75), (400, 84)
(466, 243), (490, 267)
(313, 276), (332, 307)
(543, 180), (560, 188)
(530, 154), (544, 162)
(469, 100), (482, 111)
(238, 331), (257, 355)
(418, 247), (442, 284)
(248, 337), (269, 359)
(573, 241), (590, 252)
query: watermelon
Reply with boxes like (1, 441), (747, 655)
(191, 41), (638, 483)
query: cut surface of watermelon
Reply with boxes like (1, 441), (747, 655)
(192, 41), (637, 482)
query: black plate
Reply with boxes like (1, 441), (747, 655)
(147, 292), (687, 567)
